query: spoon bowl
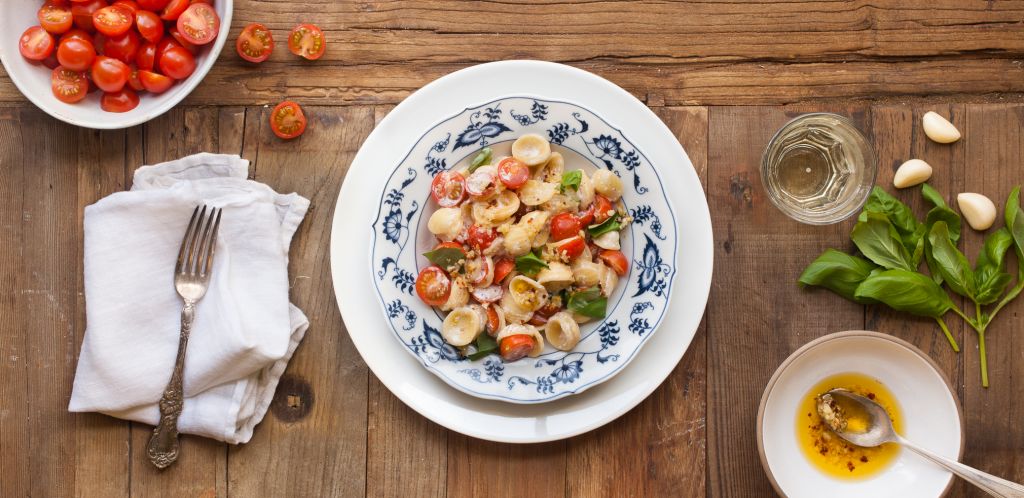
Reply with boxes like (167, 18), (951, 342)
(817, 388), (897, 448)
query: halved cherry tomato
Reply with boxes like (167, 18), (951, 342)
(157, 45), (196, 79)
(102, 30), (140, 64)
(91, 55), (130, 92)
(466, 224), (496, 251)
(466, 257), (493, 286)
(430, 171), (467, 208)
(493, 258), (515, 283)
(92, 5), (133, 37)
(599, 249), (629, 276)
(41, 53), (61, 69)
(236, 23), (273, 63)
(168, 27), (197, 54)
(135, 41), (156, 70)
(484, 306), (501, 336)
(56, 37), (95, 71)
(127, 69), (144, 91)
(415, 266), (451, 306)
(135, 10), (164, 43)
(39, 3), (74, 35)
(550, 212), (581, 242)
(160, 0), (190, 21)
(287, 24), (325, 60)
(528, 302), (562, 326)
(138, 69), (173, 93)
(112, 0), (138, 14)
(155, 36), (180, 66)
(269, 101), (307, 140)
(100, 87), (139, 112)
(137, 0), (171, 10)
(60, 28), (92, 44)
(500, 334), (535, 362)
(496, 157), (529, 189)
(176, 3), (219, 45)
(592, 194), (614, 224)
(19, 27), (56, 61)
(51, 66), (88, 103)
(71, 0), (105, 32)
(556, 235), (586, 259)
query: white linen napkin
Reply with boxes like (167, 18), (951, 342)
(69, 153), (310, 444)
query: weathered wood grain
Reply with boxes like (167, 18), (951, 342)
(446, 435), (566, 498)
(565, 106), (709, 497)
(228, 106), (373, 497)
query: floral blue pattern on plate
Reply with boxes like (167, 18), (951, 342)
(370, 96), (678, 403)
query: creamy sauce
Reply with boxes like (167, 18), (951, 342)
(795, 372), (903, 479)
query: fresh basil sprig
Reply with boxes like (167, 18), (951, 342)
(798, 249), (878, 303)
(515, 249), (548, 277)
(466, 333), (498, 361)
(468, 147), (492, 173)
(422, 247), (465, 271)
(568, 289), (607, 318)
(560, 170), (582, 193)
(851, 212), (914, 271)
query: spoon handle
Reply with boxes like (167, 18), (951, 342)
(897, 435), (1024, 498)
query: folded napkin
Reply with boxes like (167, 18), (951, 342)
(69, 153), (310, 444)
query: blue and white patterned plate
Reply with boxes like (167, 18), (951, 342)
(370, 96), (678, 403)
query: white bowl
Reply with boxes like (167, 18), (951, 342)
(758, 330), (964, 498)
(0, 1), (232, 129)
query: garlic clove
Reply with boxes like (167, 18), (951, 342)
(957, 193), (997, 231)
(923, 111), (961, 144)
(893, 159), (933, 189)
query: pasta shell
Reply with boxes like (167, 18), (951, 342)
(511, 133), (552, 166)
(541, 152), (565, 183)
(536, 262), (574, 291)
(571, 260), (603, 288)
(508, 275), (549, 311)
(440, 280), (469, 311)
(540, 193), (580, 215)
(427, 207), (463, 241)
(503, 226), (533, 256)
(484, 304), (505, 336)
(442, 306), (484, 346)
(598, 264), (619, 297)
(591, 169), (624, 201)
(500, 291), (533, 324)
(519, 180), (558, 206)
(472, 190), (520, 226)
(592, 230), (620, 250)
(575, 170), (595, 207)
(545, 311), (581, 350)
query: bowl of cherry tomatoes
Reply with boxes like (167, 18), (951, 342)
(0, 0), (232, 129)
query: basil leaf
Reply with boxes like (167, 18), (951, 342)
(921, 183), (947, 208)
(423, 247), (465, 270)
(851, 212), (914, 271)
(923, 204), (962, 284)
(568, 288), (607, 318)
(974, 228), (1014, 304)
(1005, 186), (1024, 280)
(798, 249), (878, 302)
(927, 221), (976, 300)
(560, 170), (582, 193)
(515, 249), (548, 277)
(587, 213), (621, 238)
(854, 269), (954, 318)
(467, 334), (498, 361)
(861, 187), (920, 250)
(468, 147), (492, 173)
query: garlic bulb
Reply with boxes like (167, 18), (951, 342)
(923, 111), (961, 144)
(957, 193), (997, 231)
(893, 159), (933, 189)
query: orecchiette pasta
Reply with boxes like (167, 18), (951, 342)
(592, 230), (620, 250)
(571, 259), (603, 288)
(508, 275), (549, 311)
(518, 180), (557, 206)
(472, 190), (520, 226)
(442, 305), (484, 346)
(575, 169), (595, 207)
(544, 311), (581, 350)
(591, 169), (624, 201)
(427, 207), (463, 241)
(511, 133), (551, 166)
(536, 262), (573, 291)
(440, 279), (469, 311)
(598, 264), (619, 297)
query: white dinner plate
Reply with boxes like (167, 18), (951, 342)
(331, 60), (712, 442)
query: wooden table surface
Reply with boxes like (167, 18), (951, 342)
(3, 2), (1024, 497)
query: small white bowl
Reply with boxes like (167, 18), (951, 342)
(757, 330), (963, 498)
(0, 1), (233, 129)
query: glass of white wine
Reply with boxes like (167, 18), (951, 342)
(760, 113), (877, 225)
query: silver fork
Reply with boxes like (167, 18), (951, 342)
(147, 205), (222, 469)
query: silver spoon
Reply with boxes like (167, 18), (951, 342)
(816, 389), (1024, 497)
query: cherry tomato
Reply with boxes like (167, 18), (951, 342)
(60, 28), (92, 43)
(415, 266), (451, 306)
(599, 250), (629, 276)
(127, 69), (144, 91)
(41, 53), (61, 69)
(112, 0), (138, 14)
(39, 3), (74, 35)
(160, 0), (190, 20)
(493, 258), (515, 283)
(155, 36), (181, 66)
(269, 101), (307, 140)
(466, 224), (496, 251)
(484, 306), (501, 336)
(50, 66), (89, 103)
(556, 236), (586, 259)
(430, 171), (467, 208)
(135, 10), (164, 43)
(158, 45), (196, 79)
(176, 3), (218, 45)
(138, 69), (173, 93)
(102, 30), (140, 64)
(166, 28), (197, 54)
(499, 334), (535, 362)
(56, 37), (95, 71)
(287, 24), (325, 60)
(71, 0), (105, 32)
(549, 212), (581, 242)
(496, 157), (529, 189)
(135, 41), (156, 70)
(137, 0), (171, 10)
(91, 56), (130, 92)
(92, 5), (134, 37)
(236, 23), (273, 63)
(100, 87), (139, 112)
(19, 27), (56, 61)
(592, 194), (614, 224)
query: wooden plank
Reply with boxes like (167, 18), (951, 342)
(565, 106), (709, 497)
(446, 435), (566, 498)
(227, 106), (373, 497)
(365, 105), (447, 498)
(705, 106), (869, 496)
(961, 104), (1024, 490)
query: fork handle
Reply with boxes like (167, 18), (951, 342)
(147, 300), (195, 469)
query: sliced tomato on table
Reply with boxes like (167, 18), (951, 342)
(39, 3), (74, 35)
(135, 10), (164, 43)
(51, 66), (89, 103)
(176, 3), (219, 45)
(415, 266), (452, 307)
(269, 101), (307, 140)
(92, 5), (134, 37)
(287, 24), (325, 60)
(56, 36), (95, 71)
(236, 23), (273, 63)
(158, 45), (196, 79)
(100, 87), (139, 112)
(499, 334), (535, 362)
(19, 27), (56, 61)
(599, 249), (629, 276)
(496, 157), (529, 189)
(430, 171), (467, 208)
(91, 55), (130, 92)
(138, 69), (174, 93)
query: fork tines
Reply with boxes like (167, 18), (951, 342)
(176, 205), (222, 278)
